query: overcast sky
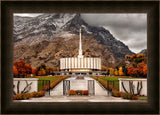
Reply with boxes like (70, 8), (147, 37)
(14, 13), (147, 53)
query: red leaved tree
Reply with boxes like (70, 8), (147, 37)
(13, 60), (32, 77)
(143, 64), (147, 76)
(13, 66), (18, 75)
(32, 68), (36, 76)
(137, 62), (146, 75)
(127, 66), (138, 77)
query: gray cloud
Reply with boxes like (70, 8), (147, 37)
(14, 13), (43, 17)
(81, 13), (147, 53)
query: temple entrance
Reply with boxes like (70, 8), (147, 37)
(63, 79), (95, 96)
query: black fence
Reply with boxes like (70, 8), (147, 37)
(107, 80), (119, 96)
(38, 80), (50, 96)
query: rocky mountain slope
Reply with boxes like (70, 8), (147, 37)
(139, 49), (147, 56)
(13, 13), (133, 68)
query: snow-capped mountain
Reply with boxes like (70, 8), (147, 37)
(13, 13), (133, 68)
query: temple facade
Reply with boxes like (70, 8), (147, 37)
(60, 28), (101, 74)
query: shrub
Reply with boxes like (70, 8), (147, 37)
(76, 90), (82, 95)
(132, 95), (138, 100)
(82, 90), (88, 95)
(68, 90), (89, 96)
(13, 91), (45, 100)
(121, 93), (138, 100)
(112, 91), (124, 97)
(68, 90), (76, 95)
(112, 91), (120, 97)
(127, 93), (133, 99)
(15, 94), (22, 100)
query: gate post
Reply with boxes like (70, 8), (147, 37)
(63, 80), (70, 96)
(88, 80), (95, 96)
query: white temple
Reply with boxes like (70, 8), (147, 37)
(60, 28), (101, 72)
(78, 28), (83, 58)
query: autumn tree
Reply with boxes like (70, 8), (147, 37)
(125, 55), (131, 61)
(32, 68), (36, 76)
(52, 67), (60, 71)
(13, 60), (32, 77)
(127, 66), (139, 77)
(137, 62), (146, 76)
(119, 67), (124, 76)
(127, 66), (135, 76)
(101, 66), (108, 71)
(37, 68), (46, 76)
(36, 64), (47, 76)
(109, 68), (114, 76)
(143, 64), (147, 76)
(13, 66), (18, 77)
(114, 69), (119, 76)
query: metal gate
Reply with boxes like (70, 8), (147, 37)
(107, 80), (119, 96)
(63, 80), (70, 95)
(88, 80), (95, 95)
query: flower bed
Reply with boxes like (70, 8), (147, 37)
(13, 91), (45, 100)
(68, 90), (89, 96)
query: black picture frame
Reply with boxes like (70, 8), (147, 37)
(1, 1), (159, 114)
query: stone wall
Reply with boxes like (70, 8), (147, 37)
(119, 78), (147, 96)
(13, 78), (39, 94)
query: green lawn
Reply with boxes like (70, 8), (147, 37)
(38, 77), (59, 91)
(137, 96), (147, 100)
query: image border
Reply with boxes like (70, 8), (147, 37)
(1, 1), (159, 114)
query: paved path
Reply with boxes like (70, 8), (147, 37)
(14, 95), (147, 102)
(14, 95), (131, 102)
(46, 76), (108, 96)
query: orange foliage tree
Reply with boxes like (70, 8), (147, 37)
(127, 66), (137, 76)
(52, 67), (59, 71)
(109, 68), (114, 76)
(131, 54), (137, 59)
(119, 67), (124, 76)
(101, 66), (108, 71)
(32, 68), (36, 76)
(137, 62), (146, 75)
(143, 64), (147, 76)
(13, 60), (32, 77)
(13, 66), (18, 75)
(114, 69), (119, 76)
(38, 68), (46, 76)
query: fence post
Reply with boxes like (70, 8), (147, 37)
(113, 80), (115, 88)
(49, 80), (50, 96)
(107, 80), (109, 96)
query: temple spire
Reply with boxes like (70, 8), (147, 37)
(78, 28), (83, 58)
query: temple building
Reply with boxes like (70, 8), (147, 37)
(60, 28), (101, 75)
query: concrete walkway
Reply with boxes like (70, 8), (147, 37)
(46, 76), (108, 96)
(14, 95), (131, 102)
(13, 95), (147, 102)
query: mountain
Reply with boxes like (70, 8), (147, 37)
(139, 49), (147, 56)
(13, 13), (133, 68)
